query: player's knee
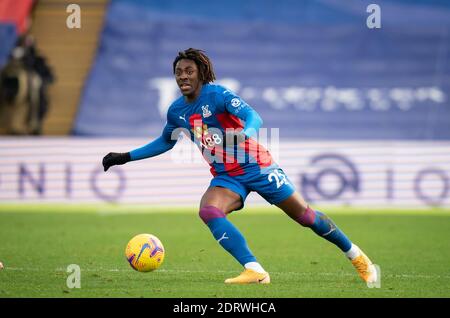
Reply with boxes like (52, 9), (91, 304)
(199, 205), (226, 224)
(294, 206), (316, 227)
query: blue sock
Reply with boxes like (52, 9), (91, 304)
(310, 211), (352, 252)
(206, 217), (257, 266)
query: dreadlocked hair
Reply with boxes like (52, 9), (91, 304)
(173, 48), (216, 84)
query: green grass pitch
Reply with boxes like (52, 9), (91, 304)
(0, 205), (449, 298)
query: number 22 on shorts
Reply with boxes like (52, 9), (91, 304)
(268, 169), (289, 188)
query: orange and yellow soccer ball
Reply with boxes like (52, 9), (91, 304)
(125, 234), (165, 272)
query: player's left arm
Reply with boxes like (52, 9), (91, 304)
(239, 106), (263, 139)
(218, 88), (263, 138)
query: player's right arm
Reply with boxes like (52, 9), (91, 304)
(102, 111), (179, 172)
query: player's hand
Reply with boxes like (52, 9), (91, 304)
(102, 152), (131, 172)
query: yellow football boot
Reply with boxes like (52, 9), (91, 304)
(351, 251), (378, 284)
(225, 269), (270, 284)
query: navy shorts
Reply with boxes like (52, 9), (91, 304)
(209, 164), (295, 209)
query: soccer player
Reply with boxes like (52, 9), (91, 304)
(102, 48), (378, 285)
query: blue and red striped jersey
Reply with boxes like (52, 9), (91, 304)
(163, 84), (273, 176)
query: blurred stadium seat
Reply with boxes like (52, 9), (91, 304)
(29, 0), (108, 135)
(73, 0), (450, 139)
(0, 23), (16, 68)
(0, 0), (34, 34)
(0, 0), (34, 67)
